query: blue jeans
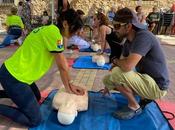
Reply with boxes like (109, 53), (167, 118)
(0, 27), (22, 47)
(0, 64), (42, 127)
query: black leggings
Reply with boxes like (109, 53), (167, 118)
(0, 82), (41, 101)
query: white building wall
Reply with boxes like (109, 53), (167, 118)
(14, 0), (19, 5)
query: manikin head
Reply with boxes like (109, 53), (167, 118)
(52, 88), (88, 125)
(57, 99), (78, 125)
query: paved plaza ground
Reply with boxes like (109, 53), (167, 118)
(0, 34), (175, 129)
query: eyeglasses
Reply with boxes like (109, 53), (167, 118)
(113, 21), (127, 30)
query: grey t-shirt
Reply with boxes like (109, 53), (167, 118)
(123, 30), (169, 90)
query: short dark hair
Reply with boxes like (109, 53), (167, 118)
(135, 6), (141, 12)
(76, 9), (85, 16)
(113, 7), (133, 23)
(18, 1), (23, 6)
(43, 11), (48, 15)
(57, 9), (84, 34)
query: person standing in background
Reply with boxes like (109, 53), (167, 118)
(135, 6), (147, 26)
(17, 1), (23, 18)
(171, 2), (175, 35)
(21, 0), (33, 35)
(41, 11), (50, 25)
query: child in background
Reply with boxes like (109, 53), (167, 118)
(17, 1), (23, 18)
(41, 11), (50, 25)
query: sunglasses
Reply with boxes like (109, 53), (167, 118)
(113, 21), (127, 30)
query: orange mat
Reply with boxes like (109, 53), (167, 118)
(156, 100), (175, 129)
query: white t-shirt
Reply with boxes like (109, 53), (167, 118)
(68, 35), (90, 49)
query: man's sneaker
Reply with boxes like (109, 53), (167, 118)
(112, 106), (142, 120)
(139, 99), (153, 109)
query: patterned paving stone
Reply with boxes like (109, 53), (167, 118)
(73, 69), (97, 90)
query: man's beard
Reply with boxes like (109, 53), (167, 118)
(119, 38), (127, 45)
(115, 32), (127, 45)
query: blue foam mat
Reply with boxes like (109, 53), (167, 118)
(79, 47), (94, 52)
(30, 90), (172, 130)
(72, 56), (111, 70)
(79, 48), (111, 54)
